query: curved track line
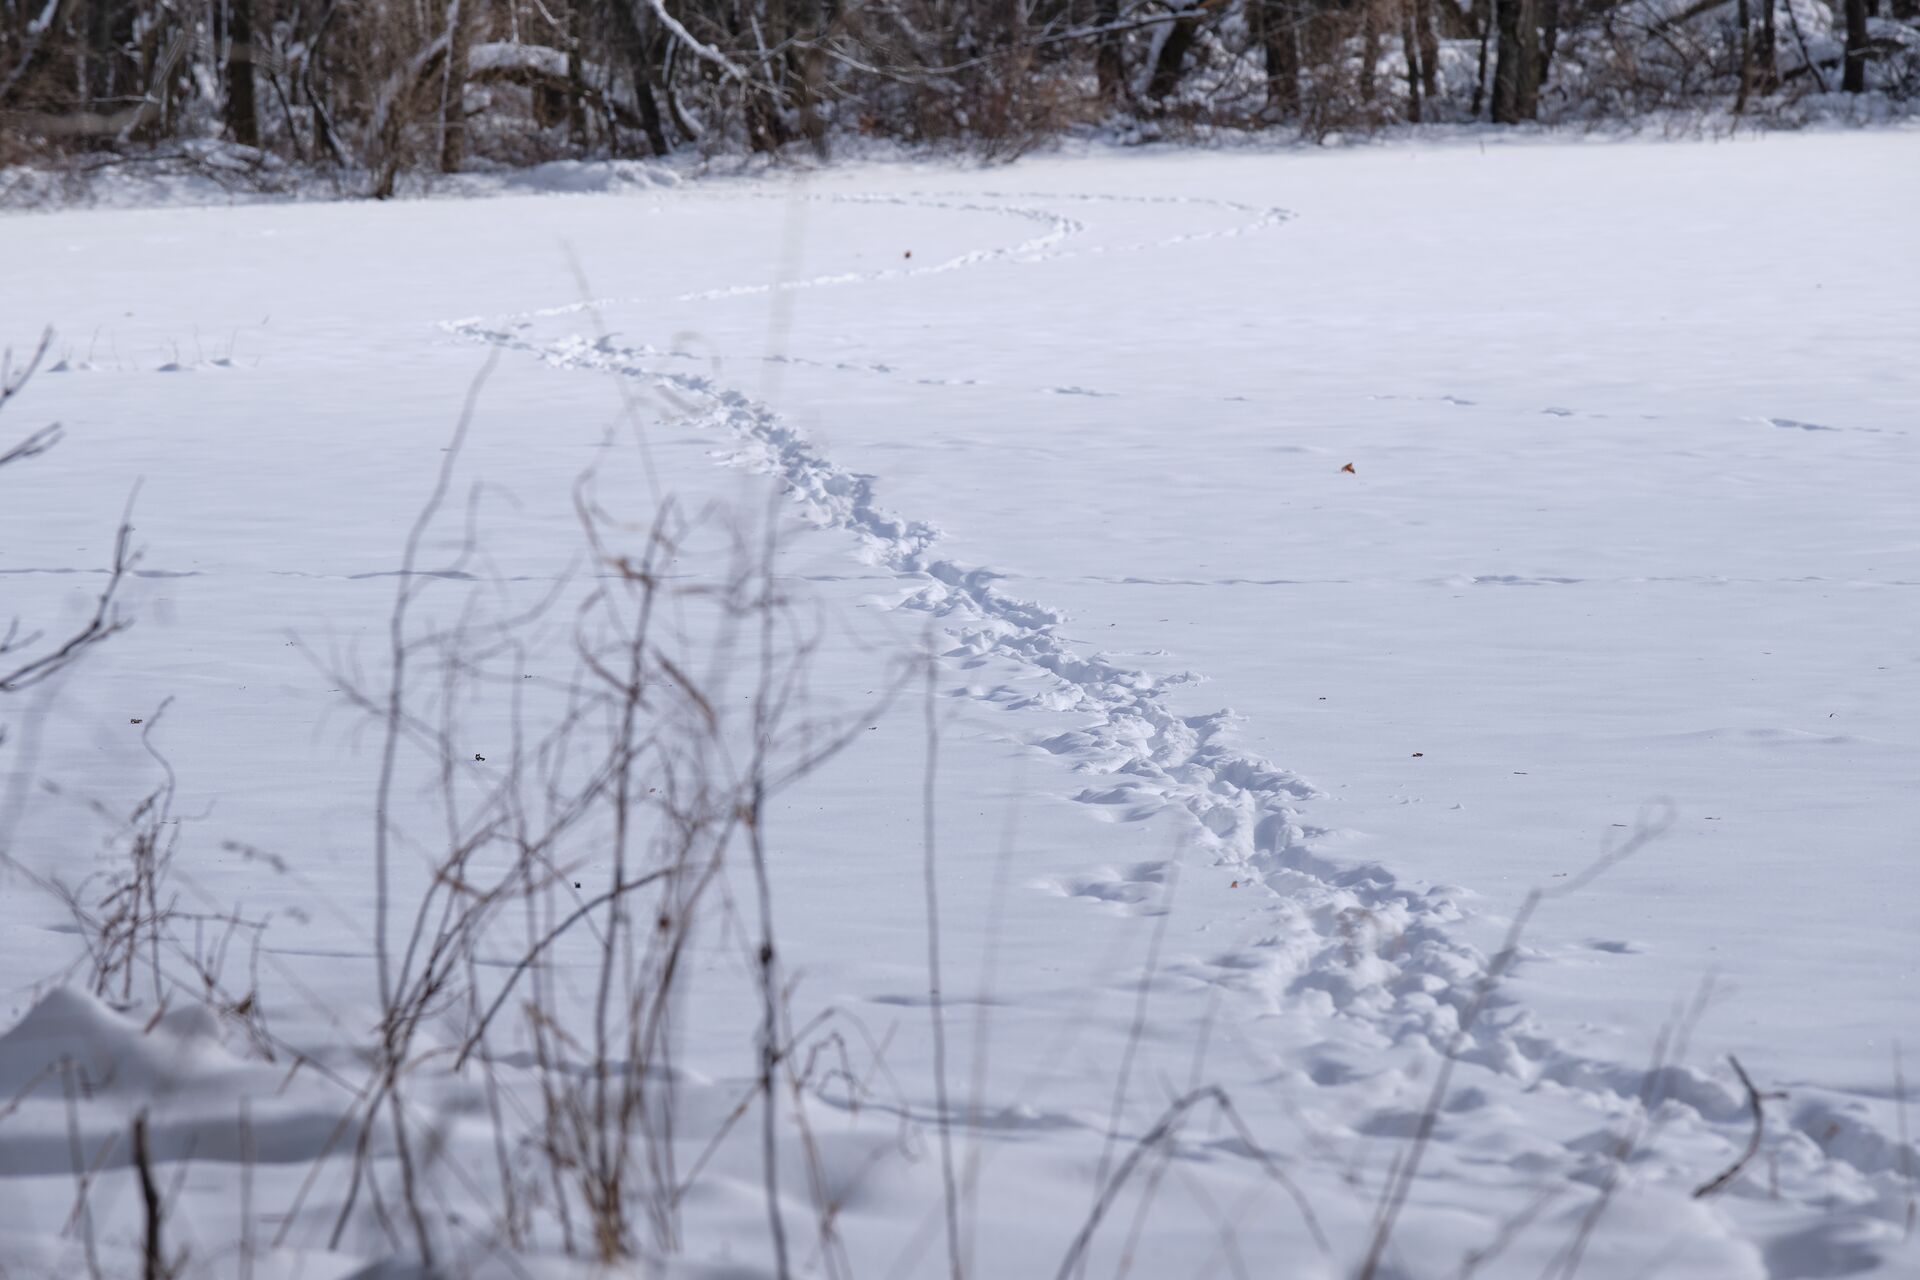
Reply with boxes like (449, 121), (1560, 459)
(471, 187), (1289, 324)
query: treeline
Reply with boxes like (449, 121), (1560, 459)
(2, 0), (1916, 187)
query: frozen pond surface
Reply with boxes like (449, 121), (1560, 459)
(2, 132), (1917, 1277)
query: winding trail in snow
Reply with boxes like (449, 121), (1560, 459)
(443, 184), (1919, 1251)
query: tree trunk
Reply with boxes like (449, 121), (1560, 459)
(1537, 0), (1561, 94)
(1145, 4), (1203, 101)
(297, 0), (350, 166)
(1755, 0), (1777, 91)
(1492, 0), (1538, 122)
(632, 51), (670, 156)
(566, 3), (588, 149)
(1472, 0), (1495, 117)
(439, 0), (475, 171)
(1399, 0), (1423, 120)
(1360, 0), (1382, 104)
(225, 0), (260, 147)
(1252, 0), (1301, 113)
(1736, 0), (1752, 111)
(662, 39), (700, 141)
(1415, 0), (1440, 102)
(1842, 0), (1869, 91)
(607, 1), (672, 157)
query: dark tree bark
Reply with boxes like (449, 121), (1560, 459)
(1252, 0), (1301, 113)
(1145, 3), (1204, 101)
(439, 0), (475, 171)
(1492, 0), (1539, 121)
(1842, 0), (1870, 91)
(1399, 0), (1423, 120)
(225, 0), (260, 146)
(632, 53), (671, 156)
(661, 38), (700, 141)
(605, 1), (672, 157)
(1360, 0), (1382, 104)
(1415, 0), (1440, 101)
(1537, 0), (1561, 94)
(1472, 0), (1495, 117)
(1755, 0), (1777, 92)
(566, 4), (588, 148)
(629, 27), (675, 156)
(1736, 0), (1752, 111)
(290, 0), (349, 166)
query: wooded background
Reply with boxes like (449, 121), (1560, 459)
(3, 0), (1915, 188)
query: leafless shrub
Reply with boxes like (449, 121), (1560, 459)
(1057, 1082), (1329, 1278)
(261, 366), (916, 1268)
(4, 707), (298, 1069)
(0, 346), (314, 1063)
(72, 702), (182, 1009)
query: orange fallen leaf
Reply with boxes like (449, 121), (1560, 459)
(1340, 462), (1356, 474)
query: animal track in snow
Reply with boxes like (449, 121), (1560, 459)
(446, 186), (1918, 1234)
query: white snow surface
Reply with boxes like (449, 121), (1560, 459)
(2, 132), (1918, 1278)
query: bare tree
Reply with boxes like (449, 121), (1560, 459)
(3, 0), (1916, 180)
(1844, 0), (1872, 89)
(440, 0), (480, 169)
(1251, 0), (1302, 114)
(1493, 0), (1541, 121)
(224, 0), (261, 147)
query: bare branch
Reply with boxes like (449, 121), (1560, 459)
(1693, 1056), (1781, 1198)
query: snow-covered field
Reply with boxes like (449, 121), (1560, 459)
(2, 131), (1917, 1278)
